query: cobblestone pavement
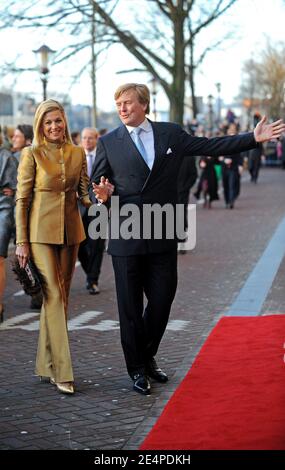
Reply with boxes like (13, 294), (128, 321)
(0, 167), (284, 450)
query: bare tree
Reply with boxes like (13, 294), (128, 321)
(240, 42), (285, 122)
(239, 58), (261, 128)
(259, 43), (285, 120)
(92, 0), (237, 123)
(0, 0), (237, 124)
(0, 0), (114, 119)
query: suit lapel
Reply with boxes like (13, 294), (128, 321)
(140, 122), (170, 191)
(117, 125), (150, 177)
(115, 123), (170, 192)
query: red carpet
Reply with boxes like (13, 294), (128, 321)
(140, 315), (285, 450)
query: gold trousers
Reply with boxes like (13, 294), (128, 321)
(31, 243), (79, 382)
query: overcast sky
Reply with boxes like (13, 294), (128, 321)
(0, 0), (284, 114)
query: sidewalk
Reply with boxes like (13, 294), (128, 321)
(0, 167), (285, 450)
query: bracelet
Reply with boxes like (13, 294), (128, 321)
(16, 242), (27, 246)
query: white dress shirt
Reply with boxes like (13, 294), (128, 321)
(126, 119), (155, 169)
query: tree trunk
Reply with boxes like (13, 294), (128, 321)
(169, 4), (185, 125)
(189, 65), (198, 118)
(189, 38), (197, 118)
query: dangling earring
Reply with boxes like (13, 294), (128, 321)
(43, 136), (47, 145)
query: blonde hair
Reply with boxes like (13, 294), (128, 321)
(114, 83), (150, 114)
(32, 99), (72, 147)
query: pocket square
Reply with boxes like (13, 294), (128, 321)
(166, 148), (173, 155)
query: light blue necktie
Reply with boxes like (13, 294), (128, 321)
(132, 127), (148, 166)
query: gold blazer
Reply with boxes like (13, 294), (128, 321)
(16, 142), (91, 245)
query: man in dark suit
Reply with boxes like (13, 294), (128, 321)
(177, 156), (197, 253)
(78, 127), (106, 295)
(91, 83), (285, 395)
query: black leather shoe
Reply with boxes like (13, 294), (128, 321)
(146, 358), (168, 383)
(132, 373), (151, 395)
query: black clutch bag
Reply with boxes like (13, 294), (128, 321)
(12, 256), (47, 298)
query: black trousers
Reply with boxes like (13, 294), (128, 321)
(222, 168), (239, 205)
(78, 212), (105, 285)
(112, 249), (177, 377)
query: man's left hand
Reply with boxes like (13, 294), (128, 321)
(254, 116), (285, 142)
(92, 176), (114, 203)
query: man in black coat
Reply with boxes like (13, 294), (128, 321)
(78, 127), (106, 295)
(91, 83), (285, 395)
(177, 156), (197, 252)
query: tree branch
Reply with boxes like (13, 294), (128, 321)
(92, 1), (172, 75)
(185, 0), (237, 46)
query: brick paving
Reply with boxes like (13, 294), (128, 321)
(0, 167), (285, 450)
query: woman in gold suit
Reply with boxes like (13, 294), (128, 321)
(15, 99), (110, 395)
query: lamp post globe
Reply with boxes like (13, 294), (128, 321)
(33, 44), (55, 101)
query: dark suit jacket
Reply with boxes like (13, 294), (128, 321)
(90, 121), (257, 256)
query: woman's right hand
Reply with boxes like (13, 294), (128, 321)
(16, 243), (30, 268)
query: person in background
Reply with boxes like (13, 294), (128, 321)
(194, 156), (219, 209)
(98, 128), (108, 137)
(78, 127), (106, 295)
(71, 131), (81, 146)
(177, 124), (198, 253)
(15, 100), (108, 394)
(177, 156), (197, 253)
(221, 123), (244, 209)
(248, 145), (263, 183)
(1, 126), (13, 151)
(11, 124), (43, 310)
(12, 125), (33, 162)
(0, 141), (18, 322)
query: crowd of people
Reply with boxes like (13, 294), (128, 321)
(0, 84), (284, 397)
(186, 115), (285, 212)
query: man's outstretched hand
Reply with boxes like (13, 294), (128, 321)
(254, 116), (285, 143)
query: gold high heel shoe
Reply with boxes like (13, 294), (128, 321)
(50, 377), (74, 394)
(0, 304), (4, 323)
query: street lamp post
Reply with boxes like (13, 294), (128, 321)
(33, 45), (55, 101)
(150, 77), (158, 121)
